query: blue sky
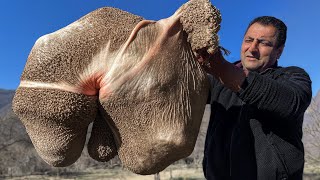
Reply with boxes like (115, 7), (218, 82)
(0, 0), (319, 96)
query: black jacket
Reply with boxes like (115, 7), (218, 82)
(203, 64), (312, 180)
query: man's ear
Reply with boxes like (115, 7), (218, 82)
(276, 45), (285, 60)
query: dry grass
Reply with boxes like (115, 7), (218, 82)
(3, 164), (320, 180)
(3, 165), (205, 180)
(304, 163), (320, 174)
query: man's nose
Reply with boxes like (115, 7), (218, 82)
(248, 40), (259, 53)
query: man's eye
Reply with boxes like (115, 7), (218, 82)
(261, 42), (272, 46)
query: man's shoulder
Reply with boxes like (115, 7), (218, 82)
(273, 66), (310, 78)
(276, 66), (308, 74)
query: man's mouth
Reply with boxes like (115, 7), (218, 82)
(246, 56), (258, 61)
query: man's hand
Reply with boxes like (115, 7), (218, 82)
(196, 46), (230, 73)
(195, 48), (213, 73)
(196, 46), (247, 92)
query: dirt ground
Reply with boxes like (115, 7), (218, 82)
(2, 165), (205, 180)
(3, 164), (320, 180)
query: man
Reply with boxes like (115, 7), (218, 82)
(200, 16), (312, 180)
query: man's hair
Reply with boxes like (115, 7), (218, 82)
(245, 16), (287, 48)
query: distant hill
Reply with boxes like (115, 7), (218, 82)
(314, 90), (320, 108)
(303, 89), (320, 126)
(304, 90), (320, 123)
(303, 89), (320, 172)
(0, 89), (15, 118)
(0, 89), (15, 109)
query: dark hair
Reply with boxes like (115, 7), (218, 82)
(245, 16), (287, 48)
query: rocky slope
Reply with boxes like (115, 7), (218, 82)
(0, 89), (15, 118)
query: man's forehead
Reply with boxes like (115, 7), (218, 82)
(245, 24), (277, 39)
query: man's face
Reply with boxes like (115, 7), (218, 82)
(240, 22), (283, 72)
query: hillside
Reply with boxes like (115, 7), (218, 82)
(0, 89), (15, 119)
(303, 90), (320, 173)
(315, 90), (320, 108)
(0, 89), (15, 105)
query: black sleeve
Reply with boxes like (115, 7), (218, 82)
(238, 66), (312, 120)
(206, 73), (219, 104)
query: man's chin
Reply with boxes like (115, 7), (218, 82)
(242, 60), (260, 70)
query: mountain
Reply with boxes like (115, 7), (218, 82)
(303, 90), (320, 170)
(0, 89), (15, 108)
(314, 90), (320, 108)
(0, 89), (15, 118)
(303, 89), (320, 124)
(304, 90), (320, 123)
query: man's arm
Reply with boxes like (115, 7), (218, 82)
(201, 50), (312, 120)
(238, 67), (312, 120)
(199, 48), (248, 92)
